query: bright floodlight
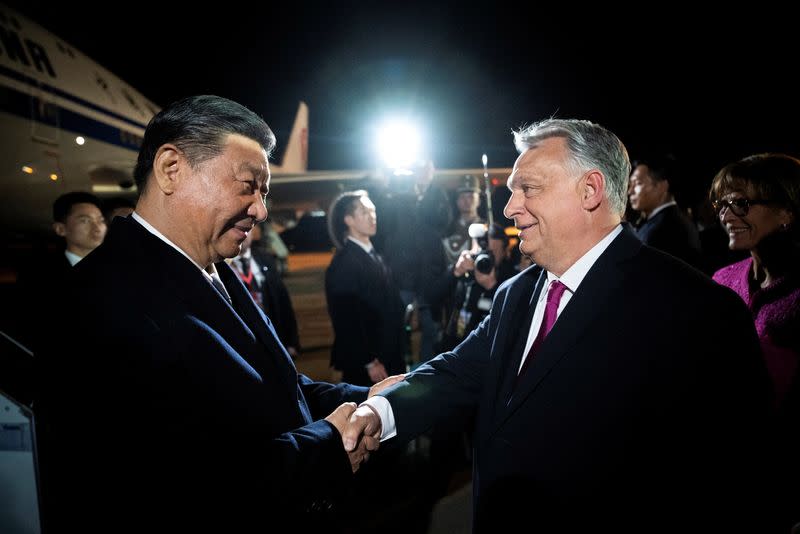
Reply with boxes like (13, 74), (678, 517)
(377, 120), (421, 170)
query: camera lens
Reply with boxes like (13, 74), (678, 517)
(475, 251), (494, 274)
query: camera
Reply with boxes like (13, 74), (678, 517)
(467, 223), (495, 275)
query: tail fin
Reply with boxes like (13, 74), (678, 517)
(272, 101), (308, 173)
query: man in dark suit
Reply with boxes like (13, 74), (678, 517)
(344, 119), (774, 532)
(13, 191), (107, 351)
(628, 154), (703, 269)
(325, 190), (407, 386)
(37, 96), (400, 532)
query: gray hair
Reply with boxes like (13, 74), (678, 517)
(513, 119), (630, 215)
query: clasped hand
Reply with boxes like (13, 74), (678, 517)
(324, 374), (404, 472)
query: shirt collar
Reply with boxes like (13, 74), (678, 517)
(64, 250), (83, 266)
(647, 200), (677, 220)
(347, 236), (374, 255)
(540, 224), (623, 301)
(132, 211), (215, 282)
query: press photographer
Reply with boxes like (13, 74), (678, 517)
(443, 222), (516, 351)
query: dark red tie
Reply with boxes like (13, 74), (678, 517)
(517, 280), (568, 377)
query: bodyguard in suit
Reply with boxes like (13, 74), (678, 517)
(13, 191), (107, 351)
(37, 96), (400, 532)
(325, 190), (407, 386)
(628, 154), (703, 269)
(344, 119), (774, 532)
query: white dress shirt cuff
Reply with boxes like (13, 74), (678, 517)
(362, 395), (396, 441)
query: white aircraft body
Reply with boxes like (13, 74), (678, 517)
(0, 3), (313, 236)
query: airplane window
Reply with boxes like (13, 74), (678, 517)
(121, 89), (146, 117)
(95, 75), (109, 91)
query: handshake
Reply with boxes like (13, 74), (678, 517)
(324, 374), (405, 472)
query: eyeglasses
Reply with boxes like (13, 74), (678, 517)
(712, 198), (770, 217)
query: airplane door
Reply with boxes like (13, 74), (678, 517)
(28, 85), (60, 146)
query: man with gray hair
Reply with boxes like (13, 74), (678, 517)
(344, 119), (773, 532)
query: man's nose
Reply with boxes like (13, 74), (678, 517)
(250, 196), (268, 222)
(503, 190), (521, 220)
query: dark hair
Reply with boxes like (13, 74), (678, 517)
(709, 153), (800, 226)
(327, 190), (368, 249)
(133, 95), (276, 193)
(52, 192), (103, 223)
(632, 153), (680, 193)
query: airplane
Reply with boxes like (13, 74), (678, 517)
(0, 3), (513, 242)
(0, 3), (315, 238)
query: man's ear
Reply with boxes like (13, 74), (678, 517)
(151, 144), (184, 195)
(581, 170), (605, 210)
(778, 207), (795, 227)
(343, 213), (354, 230)
(52, 221), (66, 237)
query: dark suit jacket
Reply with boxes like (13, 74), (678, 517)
(382, 225), (774, 532)
(325, 240), (406, 385)
(636, 203), (703, 269)
(13, 249), (73, 353)
(38, 217), (369, 532)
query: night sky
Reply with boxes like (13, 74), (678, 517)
(6, 1), (798, 205)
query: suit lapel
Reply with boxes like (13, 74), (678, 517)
(124, 219), (293, 385)
(218, 261), (297, 389)
(494, 226), (642, 430)
(476, 265), (542, 438)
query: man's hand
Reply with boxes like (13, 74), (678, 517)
(453, 250), (476, 277)
(366, 359), (388, 383)
(326, 402), (377, 473)
(368, 374), (405, 398)
(340, 404), (383, 473)
(324, 402), (357, 436)
(342, 405), (382, 455)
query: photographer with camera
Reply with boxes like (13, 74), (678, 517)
(442, 222), (516, 352)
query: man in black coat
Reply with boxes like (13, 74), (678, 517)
(628, 154), (703, 269)
(345, 119), (775, 533)
(37, 96), (400, 533)
(325, 190), (407, 386)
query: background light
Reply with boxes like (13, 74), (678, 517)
(75, 136), (85, 145)
(376, 119), (421, 170)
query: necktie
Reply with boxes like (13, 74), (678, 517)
(369, 249), (387, 276)
(517, 280), (568, 378)
(210, 274), (232, 304)
(240, 257), (251, 277)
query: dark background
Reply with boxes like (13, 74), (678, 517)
(6, 1), (798, 205)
